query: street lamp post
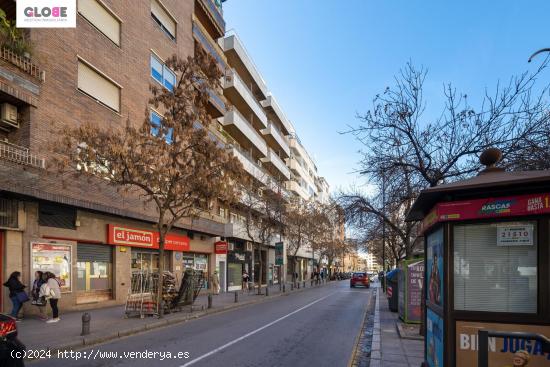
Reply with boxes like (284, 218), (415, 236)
(528, 48), (550, 62)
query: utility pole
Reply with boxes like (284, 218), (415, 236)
(382, 173), (386, 292)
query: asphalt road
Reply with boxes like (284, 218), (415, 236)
(31, 281), (373, 367)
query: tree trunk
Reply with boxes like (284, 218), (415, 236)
(258, 245), (263, 295)
(157, 231), (165, 318)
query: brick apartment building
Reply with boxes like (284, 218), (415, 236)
(0, 0), (334, 313)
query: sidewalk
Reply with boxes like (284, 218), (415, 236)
(370, 287), (424, 367)
(16, 280), (326, 352)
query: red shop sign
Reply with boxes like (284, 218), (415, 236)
(421, 192), (550, 233)
(214, 241), (228, 254)
(107, 224), (190, 251)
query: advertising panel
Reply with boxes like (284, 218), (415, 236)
(456, 321), (550, 367)
(407, 260), (423, 322)
(421, 192), (550, 233)
(426, 228), (443, 309)
(275, 242), (284, 265)
(107, 224), (190, 251)
(426, 308), (444, 367)
(31, 242), (72, 292)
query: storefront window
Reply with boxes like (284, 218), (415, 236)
(76, 243), (113, 294)
(31, 242), (72, 292)
(131, 250), (165, 273)
(228, 263), (242, 288)
(454, 222), (537, 313)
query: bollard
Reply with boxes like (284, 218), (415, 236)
(234, 290), (239, 303)
(290, 283), (294, 291)
(265, 286), (269, 296)
(303, 281), (305, 289)
(297, 282), (300, 289)
(283, 284), (286, 292)
(81, 312), (91, 336)
(311, 279), (313, 287)
(208, 294), (212, 309)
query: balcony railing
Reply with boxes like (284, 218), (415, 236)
(224, 68), (267, 127)
(1, 48), (44, 82)
(198, 0), (225, 35)
(224, 106), (267, 155)
(0, 140), (45, 169)
(192, 20), (227, 70)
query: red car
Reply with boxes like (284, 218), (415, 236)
(350, 272), (370, 288)
(0, 314), (25, 367)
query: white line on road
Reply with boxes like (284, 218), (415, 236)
(180, 292), (337, 367)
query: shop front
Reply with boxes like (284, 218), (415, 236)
(227, 241), (251, 291)
(214, 241), (228, 292)
(406, 154), (550, 367)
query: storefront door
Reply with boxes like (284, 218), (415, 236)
(76, 243), (113, 304)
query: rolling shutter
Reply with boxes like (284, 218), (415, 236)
(77, 60), (120, 112)
(78, 0), (121, 45)
(151, 0), (176, 38)
(77, 243), (113, 262)
(38, 202), (76, 229)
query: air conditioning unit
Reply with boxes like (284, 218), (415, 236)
(228, 242), (235, 251)
(0, 103), (18, 129)
(246, 242), (253, 252)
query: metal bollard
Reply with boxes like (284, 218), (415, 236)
(283, 284), (286, 292)
(208, 294), (212, 309)
(297, 282), (300, 289)
(290, 283), (294, 291)
(234, 291), (239, 303)
(265, 286), (269, 296)
(81, 312), (91, 336)
(311, 279), (313, 287)
(303, 281), (305, 288)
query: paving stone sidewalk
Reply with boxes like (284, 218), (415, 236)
(369, 285), (424, 367)
(16, 280), (327, 353)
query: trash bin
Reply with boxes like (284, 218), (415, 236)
(386, 269), (399, 312)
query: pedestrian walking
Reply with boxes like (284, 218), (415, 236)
(242, 271), (249, 292)
(31, 271), (48, 320)
(211, 271), (220, 295)
(44, 272), (61, 323)
(3, 271), (28, 321)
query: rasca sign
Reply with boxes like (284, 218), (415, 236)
(17, 0), (76, 28)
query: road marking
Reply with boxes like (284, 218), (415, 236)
(180, 292), (337, 367)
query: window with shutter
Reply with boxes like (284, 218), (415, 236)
(453, 222), (537, 313)
(78, 0), (121, 45)
(151, 0), (176, 40)
(77, 60), (121, 112)
(38, 202), (76, 229)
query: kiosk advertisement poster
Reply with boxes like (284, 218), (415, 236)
(426, 308), (444, 367)
(456, 321), (550, 366)
(407, 260), (423, 322)
(31, 242), (72, 292)
(426, 228), (443, 308)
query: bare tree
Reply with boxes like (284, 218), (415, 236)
(55, 51), (244, 316)
(285, 199), (314, 285)
(238, 175), (285, 294)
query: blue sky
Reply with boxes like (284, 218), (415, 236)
(223, 0), (550, 193)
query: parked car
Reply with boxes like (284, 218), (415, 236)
(350, 272), (370, 288)
(0, 314), (25, 367)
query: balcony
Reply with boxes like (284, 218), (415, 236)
(261, 121), (290, 158)
(230, 145), (270, 186)
(289, 156), (315, 187)
(261, 95), (293, 135)
(207, 87), (226, 118)
(286, 180), (311, 201)
(196, 0), (225, 37)
(0, 140), (45, 169)
(218, 34), (268, 100)
(192, 19), (227, 71)
(223, 69), (267, 129)
(221, 107), (267, 157)
(261, 148), (291, 180)
(1, 48), (44, 82)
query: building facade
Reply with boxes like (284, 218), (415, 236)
(0, 0), (332, 312)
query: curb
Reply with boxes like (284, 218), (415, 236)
(348, 288), (375, 367)
(29, 281), (338, 358)
(369, 287), (381, 367)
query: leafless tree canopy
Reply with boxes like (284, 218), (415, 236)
(55, 50), (245, 314)
(340, 59), (550, 265)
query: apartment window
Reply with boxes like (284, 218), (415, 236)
(151, 0), (176, 40)
(78, 60), (121, 112)
(39, 202), (76, 229)
(78, 0), (121, 46)
(454, 222), (537, 314)
(150, 110), (172, 143)
(150, 54), (176, 91)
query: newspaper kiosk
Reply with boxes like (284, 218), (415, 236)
(406, 149), (550, 367)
